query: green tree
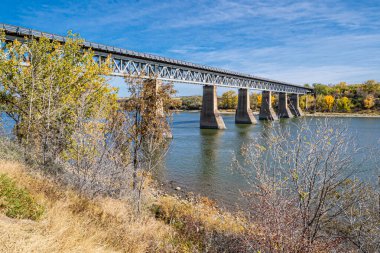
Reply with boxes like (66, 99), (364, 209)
(180, 96), (202, 110)
(313, 83), (333, 95)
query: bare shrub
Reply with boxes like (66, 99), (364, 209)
(59, 110), (132, 198)
(235, 118), (380, 252)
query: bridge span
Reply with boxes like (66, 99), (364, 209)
(1, 23), (313, 129)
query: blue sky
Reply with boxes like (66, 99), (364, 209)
(1, 0), (380, 96)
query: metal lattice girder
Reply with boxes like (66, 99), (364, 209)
(1, 23), (313, 94)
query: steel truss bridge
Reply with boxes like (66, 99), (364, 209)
(1, 23), (313, 94)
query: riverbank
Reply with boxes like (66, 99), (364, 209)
(305, 111), (380, 118)
(0, 141), (247, 252)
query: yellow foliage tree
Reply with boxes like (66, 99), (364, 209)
(271, 95), (276, 107)
(0, 31), (116, 165)
(324, 95), (335, 112)
(252, 94), (274, 108)
(257, 94), (262, 107)
(300, 95), (315, 111)
(220, 91), (238, 109)
(336, 97), (352, 112)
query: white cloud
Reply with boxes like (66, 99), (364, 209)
(169, 33), (380, 85)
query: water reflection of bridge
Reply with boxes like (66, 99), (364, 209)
(1, 23), (313, 130)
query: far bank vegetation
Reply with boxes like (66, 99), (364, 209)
(172, 81), (380, 114)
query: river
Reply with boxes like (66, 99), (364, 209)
(162, 112), (380, 209)
(1, 112), (380, 209)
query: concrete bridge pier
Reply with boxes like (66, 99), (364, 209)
(200, 85), (226, 129)
(278, 93), (294, 118)
(289, 94), (304, 117)
(259, 91), (278, 120)
(235, 88), (257, 124)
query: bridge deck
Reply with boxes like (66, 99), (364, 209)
(1, 23), (313, 94)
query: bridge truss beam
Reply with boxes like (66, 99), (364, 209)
(1, 23), (313, 94)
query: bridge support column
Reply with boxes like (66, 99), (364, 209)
(289, 94), (304, 117)
(259, 91), (278, 120)
(278, 93), (294, 118)
(200, 85), (226, 129)
(235, 88), (257, 124)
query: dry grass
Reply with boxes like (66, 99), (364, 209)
(0, 159), (250, 252)
(153, 195), (245, 234)
(0, 160), (177, 253)
(152, 195), (249, 252)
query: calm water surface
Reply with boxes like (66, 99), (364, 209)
(161, 112), (380, 208)
(2, 112), (380, 208)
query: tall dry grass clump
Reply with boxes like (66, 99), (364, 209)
(152, 195), (250, 252)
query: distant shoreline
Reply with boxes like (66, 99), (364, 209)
(172, 110), (380, 118)
(305, 112), (380, 118)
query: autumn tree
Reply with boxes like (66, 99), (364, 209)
(250, 93), (275, 109)
(250, 93), (260, 111)
(363, 94), (375, 109)
(300, 94), (315, 111)
(313, 83), (333, 95)
(220, 90), (238, 109)
(336, 96), (352, 112)
(123, 76), (175, 212)
(324, 95), (335, 112)
(168, 97), (182, 109)
(180, 96), (202, 110)
(0, 30), (142, 199)
(0, 31), (114, 167)
(271, 94), (276, 107)
(257, 94), (262, 107)
(363, 80), (379, 94)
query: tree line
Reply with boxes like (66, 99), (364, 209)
(306, 81), (380, 112)
(172, 81), (380, 113)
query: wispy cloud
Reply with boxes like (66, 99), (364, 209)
(169, 34), (380, 84)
